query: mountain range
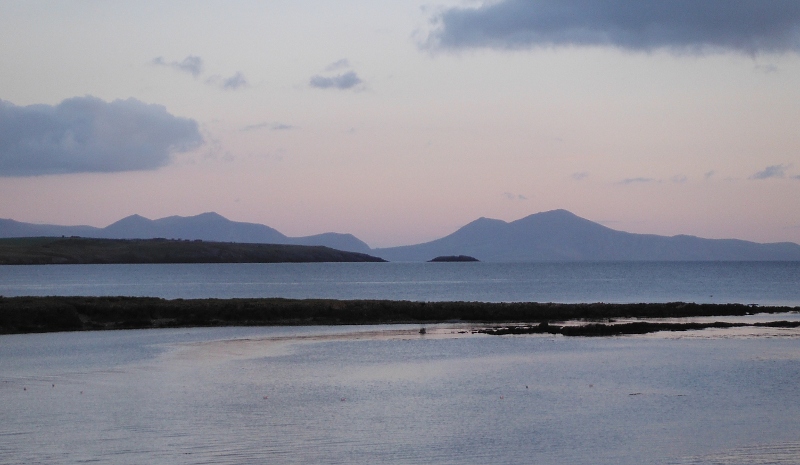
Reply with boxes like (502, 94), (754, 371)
(0, 212), (371, 253)
(2, 209), (800, 261)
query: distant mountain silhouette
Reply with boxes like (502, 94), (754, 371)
(102, 212), (288, 243)
(4, 209), (800, 261)
(0, 218), (100, 239)
(372, 209), (800, 262)
(0, 213), (371, 254)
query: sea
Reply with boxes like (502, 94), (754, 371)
(1, 261), (799, 305)
(2, 261), (800, 464)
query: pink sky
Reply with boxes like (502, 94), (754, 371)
(1, 1), (799, 247)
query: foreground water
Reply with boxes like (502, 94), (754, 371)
(3, 262), (799, 463)
(2, 261), (799, 305)
(2, 325), (800, 465)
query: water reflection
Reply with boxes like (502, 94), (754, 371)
(2, 325), (800, 464)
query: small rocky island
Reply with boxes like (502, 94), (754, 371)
(428, 255), (479, 262)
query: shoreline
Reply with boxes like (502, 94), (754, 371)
(1, 296), (797, 335)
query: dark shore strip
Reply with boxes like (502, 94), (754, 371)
(0, 296), (797, 335)
(475, 320), (800, 337)
(0, 237), (385, 265)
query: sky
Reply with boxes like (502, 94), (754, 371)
(1, 0), (799, 248)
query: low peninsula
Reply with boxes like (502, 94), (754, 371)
(0, 296), (796, 335)
(0, 237), (386, 265)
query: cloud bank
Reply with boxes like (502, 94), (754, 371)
(0, 96), (203, 176)
(425, 0), (800, 54)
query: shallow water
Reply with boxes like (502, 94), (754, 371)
(2, 326), (800, 464)
(1, 261), (799, 305)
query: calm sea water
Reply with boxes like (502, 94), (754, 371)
(1, 261), (799, 305)
(3, 262), (799, 463)
(2, 325), (800, 465)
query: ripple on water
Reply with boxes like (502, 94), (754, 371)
(673, 441), (800, 464)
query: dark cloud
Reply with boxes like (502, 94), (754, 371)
(749, 164), (789, 179)
(0, 96), (203, 176)
(571, 171), (589, 180)
(309, 71), (363, 90)
(503, 192), (528, 200)
(425, 0), (800, 54)
(704, 170), (716, 180)
(152, 55), (204, 77)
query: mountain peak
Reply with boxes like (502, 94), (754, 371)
(542, 208), (577, 217)
(516, 209), (579, 221)
(155, 212), (230, 224)
(120, 214), (148, 221)
(107, 214), (151, 226)
(193, 212), (228, 221)
(464, 216), (507, 227)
